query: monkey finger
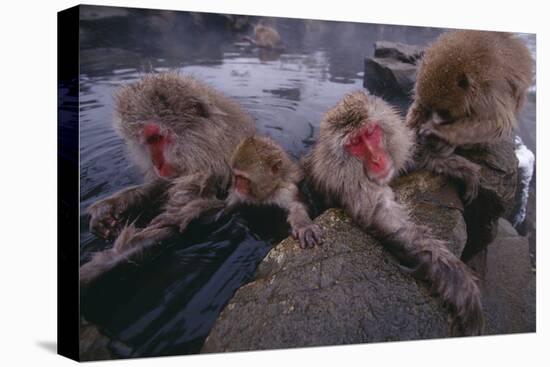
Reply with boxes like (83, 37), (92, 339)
(90, 218), (114, 239)
(304, 230), (317, 249)
(312, 229), (324, 246)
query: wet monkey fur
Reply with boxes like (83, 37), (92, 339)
(303, 91), (483, 335)
(406, 30), (533, 203)
(80, 73), (256, 287)
(226, 135), (323, 248)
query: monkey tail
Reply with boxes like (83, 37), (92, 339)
(403, 236), (484, 336)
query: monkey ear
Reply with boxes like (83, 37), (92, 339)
(271, 160), (283, 175)
(457, 73), (470, 90)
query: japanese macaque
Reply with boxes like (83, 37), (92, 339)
(406, 30), (533, 203)
(243, 19), (283, 50)
(81, 72), (255, 287)
(303, 91), (483, 336)
(226, 135), (323, 248)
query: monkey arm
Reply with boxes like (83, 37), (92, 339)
(351, 189), (483, 336)
(421, 152), (481, 204)
(149, 197), (226, 232)
(88, 180), (169, 239)
(421, 114), (513, 146)
(147, 172), (228, 232)
(405, 101), (427, 129)
(274, 184), (323, 248)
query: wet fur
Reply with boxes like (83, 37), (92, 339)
(227, 135), (323, 248)
(407, 31), (533, 203)
(303, 91), (483, 335)
(82, 72), (256, 287)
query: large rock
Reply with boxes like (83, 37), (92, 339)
(364, 57), (418, 100)
(373, 41), (424, 64)
(202, 172), (466, 353)
(363, 41), (422, 101)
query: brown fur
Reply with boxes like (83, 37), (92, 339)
(227, 135), (323, 248)
(303, 91), (483, 335)
(82, 72), (255, 287)
(243, 19), (283, 50)
(407, 30), (533, 203)
(253, 24), (282, 49)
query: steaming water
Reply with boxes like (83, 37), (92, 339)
(77, 6), (536, 358)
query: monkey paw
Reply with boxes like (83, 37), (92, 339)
(293, 224), (324, 249)
(462, 164), (482, 205)
(419, 125), (447, 143)
(88, 198), (127, 240)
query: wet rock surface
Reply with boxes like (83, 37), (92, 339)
(80, 319), (131, 361)
(363, 41), (422, 106)
(202, 173), (466, 353)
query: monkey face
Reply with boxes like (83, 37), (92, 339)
(231, 162), (281, 202)
(344, 121), (395, 185)
(141, 123), (176, 178)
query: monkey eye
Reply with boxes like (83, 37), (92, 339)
(435, 109), (451, 121)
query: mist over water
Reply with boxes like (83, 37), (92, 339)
(78, 6), (536, 358)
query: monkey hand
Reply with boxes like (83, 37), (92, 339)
(461, 161), (482, 205)
(419, 124), (448, 144)
(88, 197), (129, 240)
(292, 224), (324, 249)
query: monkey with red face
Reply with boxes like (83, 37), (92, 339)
(304, 91), (483, 336)
(80, 73), (256, 287)
(148, 135), (323, 249)
(226, 135), (323, 248)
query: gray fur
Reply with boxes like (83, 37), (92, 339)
(82, 73), (256, 288)
(227, 135), (323, 249)
(303, 91), (484, 335)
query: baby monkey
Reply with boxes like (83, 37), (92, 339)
(407, 30), (533, 203)
(227, 135), (323, 248)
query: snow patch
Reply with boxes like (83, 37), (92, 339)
(513, 136), (535, 226)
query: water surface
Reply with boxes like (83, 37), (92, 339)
(78, 6), (535, 357)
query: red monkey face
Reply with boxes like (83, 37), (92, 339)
(344, 121), (395, 185)
(233, 172), (251, 196)
(142, 123), (174, 178)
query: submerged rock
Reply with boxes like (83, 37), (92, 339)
(202, 172), (466, 353)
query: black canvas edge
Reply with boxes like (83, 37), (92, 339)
(58, 4), (80, 362)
